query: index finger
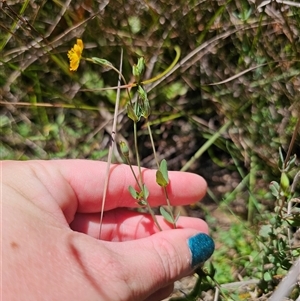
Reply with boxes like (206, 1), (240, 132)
(57, 160), (207, 212)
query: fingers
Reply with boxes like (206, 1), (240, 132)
(3, 160), (207, 215)
(2, 160), (212, 301)
(71, 209), (209, 240)
(90, 228), (214, 301)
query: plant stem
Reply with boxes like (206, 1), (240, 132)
(162, 188), (176, 228)
(146, 202), (163, 231)
(133, 119), (162, 231)
(124, 156), (141, 190)
(146, 120), (159, 169)
(133, 121), (143, 187)
(146, 120), (176, 228)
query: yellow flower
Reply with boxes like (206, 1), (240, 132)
(67, 39), (84, 71)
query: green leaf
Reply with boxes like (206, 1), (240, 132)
(136, 57), (145, 75)
(156, 170), (168, 187)
(127, 103), (139, 122)
(286, 154), (297, 170)
(132, 57), (145, 81)
(128, 16), (141, 34)
(128, 185), (137, 199)
(279, 147), (285, 168)
(138, 85), (147, 101)
(259, 224), (272, 238)
(137, 86), (150, 118)
(142, 184), (149, 200)
(119, 141), (129, 158)
(91, 57), (113, 67)
(132, 64), (139, 79)
(159, 159), (169, 183)
(160, 206), (174, 224)
(156, 160), (169, 187)
(141, 99), (150, 119)
(263, 272), (272, 282)
(269, 181), (280, 198)
(280, 172), (290, 192)
(292, 248), (300, 257)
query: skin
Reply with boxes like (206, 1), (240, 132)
(2, 160), (209, 301)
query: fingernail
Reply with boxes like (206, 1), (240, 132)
(188, 233), (215, 267)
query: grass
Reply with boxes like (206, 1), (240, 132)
(1, 0), (300, 300)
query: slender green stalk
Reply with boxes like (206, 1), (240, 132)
(133, 119), (162, 231)
(0, 101), (99, 111)
(145, 200), (163, 231)
(162, 188), (176, 229)
(146, 120), (176, 228)
(125, 158), (141, 191)
(133, 121), (143, 187)
(121, 141), (161, 231)
(146, 121), (159, 169)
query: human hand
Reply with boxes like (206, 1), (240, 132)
(2, 160), (214, 301)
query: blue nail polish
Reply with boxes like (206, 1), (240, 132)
(188, 233), (215, 267)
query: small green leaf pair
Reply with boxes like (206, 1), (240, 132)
(156, 159), (179, 226)
(128, 184), (149, 207)
(160, 206), (180, 225)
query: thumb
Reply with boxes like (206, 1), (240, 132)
(105, 229), (214, 301)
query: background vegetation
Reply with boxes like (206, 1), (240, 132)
(1, 0), (299, 300)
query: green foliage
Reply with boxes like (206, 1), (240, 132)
(211, 223), (260, 284)
(256, 153), (300, 294)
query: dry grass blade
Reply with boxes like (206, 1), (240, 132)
(207, 62), (269, 85)
(98, 48), (124, 240)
